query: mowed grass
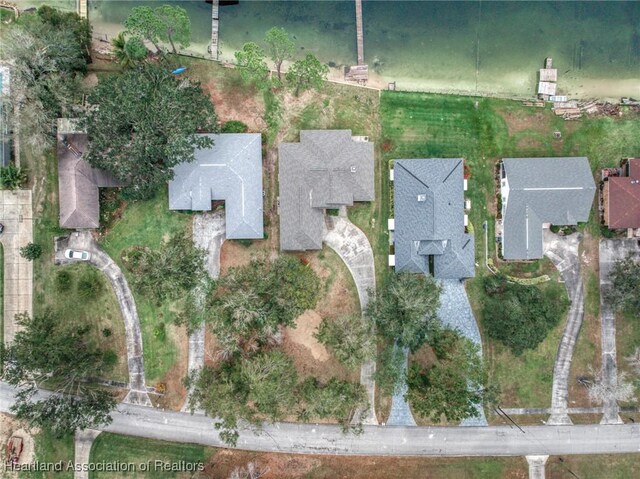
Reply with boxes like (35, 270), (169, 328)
(379, 91), (640, 409)
(24, 430), (74, 479)
(89, 433), (214, 479)
(100, 189), (192, 383)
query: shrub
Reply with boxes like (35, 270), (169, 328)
(77, 270), (103, 299)
(221, 120), (248, 133)
(102, 349), (118, 369)
(153, 322), (166, 342)
(102, 328), (112, 338)
(55, 270), (73, 292)
(19, 243), (42, 261)
(0, 165), (27, 190)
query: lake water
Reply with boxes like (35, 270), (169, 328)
(13, 0), (640, 99)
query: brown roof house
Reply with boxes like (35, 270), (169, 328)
(57, 119), (123, 229)
(603, 158), (640, 230)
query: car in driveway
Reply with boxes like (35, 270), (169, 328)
(64, 249), (91, 261)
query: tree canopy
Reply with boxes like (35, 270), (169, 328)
(407, 329), (495, 423)
(315, 314), (374, 369)
(265, 27), (295, 81)
(124, 6), (163, 53)
(481, 274), (568, 355)
(122, 234), (207, 304)
(0, 311), (117, 436)
(124, 5), (191, 54)
(286, 54), (329, 95)
(83, 63), (218, 200)
(208, 255), (321, 355)
(111, 32), (148, 68)
(366, 272), (442, 352)
(606, 254), (640, 316)
(235, 42), (270, 89)
(36, 5), (92, 61)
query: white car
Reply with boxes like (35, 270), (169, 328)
(64, 249), (91, 261)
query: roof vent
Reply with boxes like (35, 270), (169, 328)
(417, 194), (426, 202)
(350, 166), (357, 173)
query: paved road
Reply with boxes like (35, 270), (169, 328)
(544, 230), (583, 425)
(55, 232), (151, 406)
(2, 383), (639, 457)
(0, 189), (33, 345)
(599, 239), (640, 424)
(183, 212), (225, 412)
(323, 216), (377, 425)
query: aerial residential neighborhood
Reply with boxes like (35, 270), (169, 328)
(0, 1), (639, 479)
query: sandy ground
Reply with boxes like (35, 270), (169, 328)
(153, 325), (189, 411)
(285, 311), (329, 362)
(203, 79), (266, 133)
(0, 413), (35, 473)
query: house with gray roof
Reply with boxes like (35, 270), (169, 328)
(278, 130), (374, 251)
(57, 120), (123, 229)
(168, 133), (263, 239)
(500, 157), (596, 260)
(391, 159), (474, 279)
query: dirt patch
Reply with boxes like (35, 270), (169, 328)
(219, 240), (255, 275)
(0, 413), (35, 473)
(153, 325), (189, 411)
(285, 311), (329, 362)
(499, 108), (549, 136)
(203, 79), (265, 132)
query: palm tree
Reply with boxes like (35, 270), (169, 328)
(111, 32), (147, 68)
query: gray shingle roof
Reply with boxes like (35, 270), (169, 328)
(278, 130), (374, 251)
(393, 159), (475, 279)
(168, 134), (263, 239)
(57, 132), (123, 229)
(501, 157), (596, 260)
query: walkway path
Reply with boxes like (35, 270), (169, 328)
(3, 383), (640, 458)
(525, 455), (548, 479)
(387, 345), (417, 426)
(183, 212), (225, 412)
(0, 189), (33, 345)
(598, 239), (640, 424)
(438, 278), (488, 426)
(55, 232), (151, 406)
(73, 429), (100, 479)
(323, 215), (377, 425)
(543, 230), (583, 425)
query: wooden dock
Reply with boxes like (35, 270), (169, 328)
(355, 0), (364, 65)
(210, 0), (219, 60)
(77, 0), (87, 19)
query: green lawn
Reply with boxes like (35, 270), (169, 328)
(100, 189), (192, 383)
(379, 91), (640, 409)
(89, 433), (214, 479)
(23, 430), (74, 479)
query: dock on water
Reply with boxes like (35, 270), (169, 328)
(77, 0), (87, 19)
(210, 0), (219, 60)
(345, 0), (369, 83)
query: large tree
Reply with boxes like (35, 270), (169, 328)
(111, 32), (148, 68)
(407, 330), (495, 423)
(264, 27), (295, 81)
(606, 254), (640, 316)
(482, 274), (568, 355)
(285, 54), (328, 95)
(2, 12), (86, 152)
(155, 5), (191, 54)
(83, 63), (218, 200)
(36, 5), (92, 61)
(315, 314), (374, 369)
(235, 42), (270, 89)
(124, 6), (163, 53)
(0, 312), (117, 436)
(366, 272), (442, 352)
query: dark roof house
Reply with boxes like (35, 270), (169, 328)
(392, 159), (474, 279)
(57, 121), (123, 229)
(168, 133), (263, 239)
(278, 130), (374, 251)
(500, 157), (596, 260)
(603, 158), (640, 229)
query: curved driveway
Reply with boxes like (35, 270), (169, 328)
(544, 231), (583, 425)
(323, 215), (378, 425)
(55, 232), (151, 406)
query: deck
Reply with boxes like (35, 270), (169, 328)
(210, 0), (219, 60)
(345, 0), (368, 83)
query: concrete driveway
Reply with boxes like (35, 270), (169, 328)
(323, 215), (378, 425)
(0, 190), (33, 345)
(544, 230), (583, 425)
(54, 231), (151, 406)
(599, 239), (640, 424)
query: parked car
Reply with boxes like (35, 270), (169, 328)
(64, 249), (91, 261)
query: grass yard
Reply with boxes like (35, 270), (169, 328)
(379, 91), (640, 409)
(24, 430), (75, 479)
(100, 189), (192, 385)
(89, 433), (214, 479)
(616, 308), (640, 409)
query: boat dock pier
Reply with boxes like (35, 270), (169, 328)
(345, 0), (369, 83)
(77, 0), (87, 19)
(210, 0), (219, 60)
